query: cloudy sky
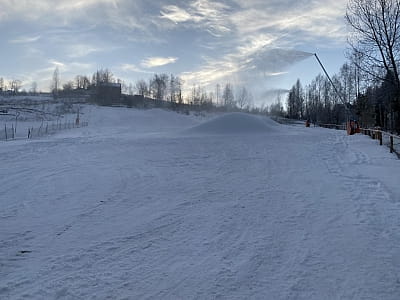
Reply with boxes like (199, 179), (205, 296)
(0, 0), (349, 104)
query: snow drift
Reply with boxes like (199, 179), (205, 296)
(186, 112), (279, 134)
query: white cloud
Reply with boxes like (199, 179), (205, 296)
(160, 0), (231, 36)
(0, 0), (148, 35)
(0, 0), (118, 20)
(67, 44), (101, 58)
(48, 60), (66, 68)
(9, 35), (41, 44)
(56, 0), (118, 11)
(141, 57), (178, 68)
(160, 5), (193, 23)
(264, 71), (289, 76)
(121, 64), (140, 72)
(229, 0), (347, 44)
(120, 64), (154, 74)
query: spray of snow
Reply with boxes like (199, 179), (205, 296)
(185, 112), (279, 135)
(236, 48), (314, 105)
(246, 48), (314, 76)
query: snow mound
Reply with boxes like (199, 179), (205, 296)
(186, 112), (279, 134)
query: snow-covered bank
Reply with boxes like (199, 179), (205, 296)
(1, 106), (400, 299)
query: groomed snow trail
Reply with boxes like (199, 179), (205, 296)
(1, 107), (400, 299)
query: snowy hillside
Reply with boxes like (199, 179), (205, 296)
(1, 105), (400, 299)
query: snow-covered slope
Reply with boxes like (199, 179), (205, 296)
(1, 105), (400, 299)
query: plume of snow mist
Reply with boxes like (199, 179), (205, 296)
(245, 47), (314, 76)
(236, 48), (313, 106)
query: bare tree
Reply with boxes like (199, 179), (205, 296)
(200, 88), (208, 104)
(10, 79), (22, 94)
(222, 83), (235, 109)
(346, 0), (400, 131)
(150, 74), (168, 100)
(0, 77), (4, 91)
(51, 67), (60, 98)
(346, 0), (400, 88)
(169, 74), (176, 102)
(190, 85), (200, 105)
(75, 75), (91, 90)
(236, 86), (252, 110)
(338, 62), (357, 103)
(269, 95), (285, 117)
(62, 81), (74, 93)
(176, 76), (183, 104)
(92, 69), (114, 86)
(135, 79), (148, 96)
(215, 83), (221, 106)
(287, 79), (305, 119)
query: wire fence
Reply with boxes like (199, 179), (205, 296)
(1, 120), (88, 141)
(0, 124), (15, 140)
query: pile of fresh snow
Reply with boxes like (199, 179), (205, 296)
(186, 112), (279, 134)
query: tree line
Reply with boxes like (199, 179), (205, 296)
(2, 66), (254, 112)
(0, 78), (24, 94)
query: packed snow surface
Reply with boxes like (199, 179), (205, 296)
(1, 105), (400, 299)
(186, 112), (279, 134)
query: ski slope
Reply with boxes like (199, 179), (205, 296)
(1, 105), (400, 299)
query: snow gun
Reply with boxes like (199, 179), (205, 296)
(314, 53), (357, 135)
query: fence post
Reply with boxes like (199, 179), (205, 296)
(379, 132), (383, 145)
(5, 124), (7, 140)
(390, 136), (394, 153)
(12, 124), (14, 139)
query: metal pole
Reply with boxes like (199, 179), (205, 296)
(314, 53), (352, 124)
(390, 136), (394, 153)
